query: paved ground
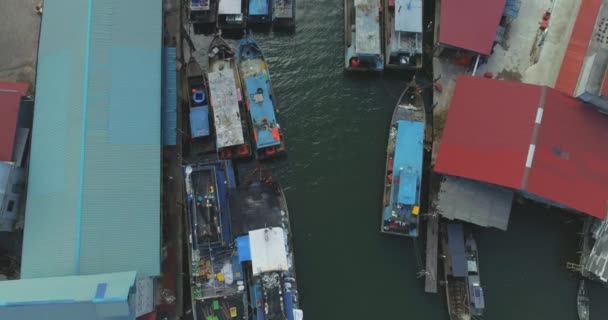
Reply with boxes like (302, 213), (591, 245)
(0, 0), (41, 90)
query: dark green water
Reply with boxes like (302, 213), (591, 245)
(191, 1), (608, 318)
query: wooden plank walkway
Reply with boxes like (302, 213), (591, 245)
(424, 213), (439, 293)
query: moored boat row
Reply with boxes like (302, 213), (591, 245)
(189, 0), (295, 33)
(187, 34), (285, 161)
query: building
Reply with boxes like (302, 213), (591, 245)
(435, 0), (510, 57)
(1, 0), (163, 319)
(435, 75), (608, 226)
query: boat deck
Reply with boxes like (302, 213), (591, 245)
(243, 74), (281, 149)
(229, 180), (285, 237)
(208, 69), (245, 149)
(274, 0), (294, 18)
(354, 0), (381, 55)
(390, 0), (422, 54)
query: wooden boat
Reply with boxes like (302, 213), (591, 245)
(237, 35), (286, 160)
(344, 0), (384, 71)
(207, 34), (253, 159)
(382, 0), (423, 68)
(381, 80), (424, 237)
(186, 57), (216, 157)
(578, 280), (590, 320)
(465, 234), (485, 316)
(443, 223), (472, 320)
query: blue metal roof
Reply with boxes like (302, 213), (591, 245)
(392, 120), (424, 205)
(237, 236), (251, 262)
(190, 106), (210, 137)
(21, 0), (162, 278)
(447, 223), (467, 277)
(163, 48), (177, 146)
(249, 0), (269, 15)
(244, 75), (281, 149)
(0, 271), (136, 320)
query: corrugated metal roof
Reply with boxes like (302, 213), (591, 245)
(438, 0), (506, 55)
(0, 271), (136, 320)
(555, 0), (603, 96)
(0, 91), (21, 162)
(163, 48), (177, 146)
(21, 0), (161, 278)
(435, 76), (608, 219)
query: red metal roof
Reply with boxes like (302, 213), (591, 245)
(554, 0), (603, 96)
(436, 76), (608, 219)
(0, 91), (21, 162)
(438, 0), (506, 55)
(0, 81), (29, 96)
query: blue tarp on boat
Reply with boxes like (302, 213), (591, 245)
(189, 106), (210, 138)
(236, 236), (251, 262)
(398, 171), (418, 205)
(245, 75), (281, 149)
(249, 0), (269, 15)
(447, 223), (467, 277)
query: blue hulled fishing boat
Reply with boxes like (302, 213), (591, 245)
(381, 81), (425, 237)
(237, 35), (286, 160)
(248, 0), (272, 24)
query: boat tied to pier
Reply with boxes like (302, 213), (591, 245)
(189, 0), (218, 32)
(381, 81), (424, 237)
(217, 0), (246, 30)
(465, 233), (485, 317)
(237, 35), (286, 159)
(578, 279), (589, 320)
(443, 222), (472, 320)
(344, 0), (384, 71)
(187, 57), (216, 157)
(208, 34), (253, 160)
(248, 0), (272, 24)
(383, 0), (423, 68)
(273, 0), (296, 28)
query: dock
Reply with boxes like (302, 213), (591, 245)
(424, 213), (439, 293)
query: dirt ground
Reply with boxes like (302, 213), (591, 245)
(0, 0), (41, 90)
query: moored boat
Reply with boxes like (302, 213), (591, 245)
(383, 0), (423, 69)
(465, 234), (485, 316)
(229, 167), (303, 320)
(344, 0), (384, 71)
(443, 223), (472, 320)
(273, 0), (296, 28)
(381, 81), (424, 237)
(187, 57), (216, 157)
(248, 0), (272, 24)
(578, 280), (590, 320)
(208, 34), (253, 160)
(189, 0), (218, 33)
(184, 161), (244, 320)
(237, 35), (286, 160)
(217, 0), (246, 30)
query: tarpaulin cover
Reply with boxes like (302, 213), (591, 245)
(190, 106), (210, 138)
(447, 223), (467, 277)
(236, 236), (251, 262)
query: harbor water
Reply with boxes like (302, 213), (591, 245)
(191, 0), (608, 318)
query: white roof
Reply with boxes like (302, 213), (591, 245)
(219, 0), (242, 14)
(249, 228), (288, 276)
(354, 0), (381, 55)
(395, 0), (423, 33)
(208, 69), (245, 148)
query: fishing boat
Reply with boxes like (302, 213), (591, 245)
(229, 167), (303, 320)
(381, 81), (424, 237)
(344, 0), (383, 71)
(465, 234), (485, 316)
(443, 223), (472, 320)
(383, 0), (423, 68)
(578, 280), (590, 320)
(208, 34), (253, 160)
(273, 0), (296, 28)
(189, 0), (218, 33)
(217, 0), (246, 30)
(187, 57), (215, 157)
(184, 161), (245, 320)
(237, 35), (286, 160)
(248, 0), (271, 24)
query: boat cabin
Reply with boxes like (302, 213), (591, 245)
(190, 0), (218, 25)
(248, 0), (271, 24)
(218, 0), (245, 29)
(384, 0), (423, 68)
(273, 0), (296, 28)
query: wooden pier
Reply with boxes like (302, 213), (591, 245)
(424, 213), (439, 293)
